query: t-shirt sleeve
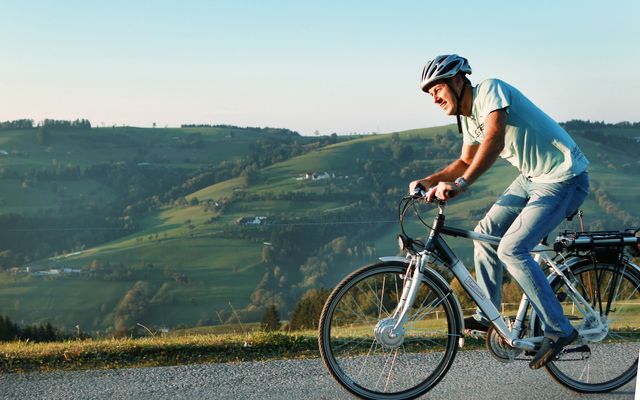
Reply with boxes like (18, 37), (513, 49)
(478, 79), (511, 117)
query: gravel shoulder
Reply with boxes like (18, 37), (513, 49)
(0, 350), (636, 400)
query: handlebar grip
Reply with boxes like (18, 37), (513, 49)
(444, 190), (456, 199)
(412, 183), (428, 198)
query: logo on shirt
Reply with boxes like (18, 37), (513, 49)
(472, 122), (485, 139)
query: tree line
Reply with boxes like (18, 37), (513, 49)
(560, 119), (640, 130)
(180, 124), (301, 137)
(0, 315), (64, 342)
(0, 119), (92, 130)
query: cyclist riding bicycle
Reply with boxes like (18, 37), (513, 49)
(409, 54), (590, 369)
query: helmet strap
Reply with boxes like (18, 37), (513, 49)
(446, 78), (468, 134)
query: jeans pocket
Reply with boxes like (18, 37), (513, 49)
(565, 174), (589, 218)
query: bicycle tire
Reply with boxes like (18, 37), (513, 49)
(535, 258), (640, 393)
(318, 261), (461, 400)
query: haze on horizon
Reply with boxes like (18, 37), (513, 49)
(2, 1), (639, 135)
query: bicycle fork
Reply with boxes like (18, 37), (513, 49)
(375, 254), (429, 343)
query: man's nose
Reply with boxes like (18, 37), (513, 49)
(433, 95), (441, 104)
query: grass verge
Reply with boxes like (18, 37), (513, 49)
(0, 331), (486, 374)
(0, 332), (319, 373)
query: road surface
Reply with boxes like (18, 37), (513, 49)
(1, 350), (636, 399)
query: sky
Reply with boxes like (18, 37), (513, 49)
(1, 0), (639, 135)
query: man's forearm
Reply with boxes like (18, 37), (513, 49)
(462, 132), (503, 185)
(426, 159), (469, 183)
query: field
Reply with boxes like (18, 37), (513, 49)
(1, 123), (639, 334)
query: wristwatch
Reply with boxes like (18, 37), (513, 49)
(454, 177), (469, 191)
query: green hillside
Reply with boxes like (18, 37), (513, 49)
(1, 122), (639, 335)
(0, 125), (315, 217)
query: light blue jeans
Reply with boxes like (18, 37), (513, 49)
(472, 172), (590, 338)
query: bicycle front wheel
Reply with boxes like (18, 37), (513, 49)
(543, 258), (640, 393)
(318, 261), (461, 400)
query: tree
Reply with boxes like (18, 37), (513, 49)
(242, 165), (259, 186)
(289, 288), (330, 331)
(114, 281), (150, 336)
(260, 305), (281, 332)
(261, 245), (274, 264)
(0, 315), (21, 341)
(37, 127), (50, 145)
(391, 132), (400, 144)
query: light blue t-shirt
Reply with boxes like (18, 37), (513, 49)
(461, 79), (589, 183)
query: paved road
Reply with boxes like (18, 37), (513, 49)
(1, 350), (637, 400)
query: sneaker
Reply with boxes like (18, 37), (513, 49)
(464, 316), (489, 333)
(529, 329), (579, 369)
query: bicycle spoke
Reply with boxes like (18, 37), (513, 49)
(332, 335), (375, 352)
(383, 350), (399, 392)
(407, 293), (447, 325)
(338, 293), (367, 321)
(356, 338), (379, 379)
(362, 278), (392, 318)
(378, 275), (387, 320)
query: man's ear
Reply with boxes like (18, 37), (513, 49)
(451, 73), (465, 91)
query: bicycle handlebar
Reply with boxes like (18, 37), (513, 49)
(412, 183), (455, 202)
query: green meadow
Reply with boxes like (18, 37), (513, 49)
(0, 122), (639, 334)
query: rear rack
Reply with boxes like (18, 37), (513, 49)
(554, 229), (640, 252)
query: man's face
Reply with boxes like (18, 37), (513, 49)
(427, 82), (456, 115)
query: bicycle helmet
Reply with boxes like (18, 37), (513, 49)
(420, 54), (472, 133)
(420, 54), (472, 92)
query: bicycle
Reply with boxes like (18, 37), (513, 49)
(318, 189), (640, 399)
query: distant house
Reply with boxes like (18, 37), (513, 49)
(32, 269), (61, 276)
(236, 216), (267, 225)
(297, 171), (334, 181)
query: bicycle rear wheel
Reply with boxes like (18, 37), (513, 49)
(542, 258), (640, 393)
(318, 261), (461, 400)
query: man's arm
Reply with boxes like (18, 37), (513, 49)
(409, 143), (478, 192)
(430, 108), (507, 200)
(461, 109), (507, 185)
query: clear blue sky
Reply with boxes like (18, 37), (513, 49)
(2, 0), (638, 135)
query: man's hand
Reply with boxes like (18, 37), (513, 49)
(426, 181), (459, 202)
(409, 178), (433, 195)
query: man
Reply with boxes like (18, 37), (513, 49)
(409, 54), (590, 369)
